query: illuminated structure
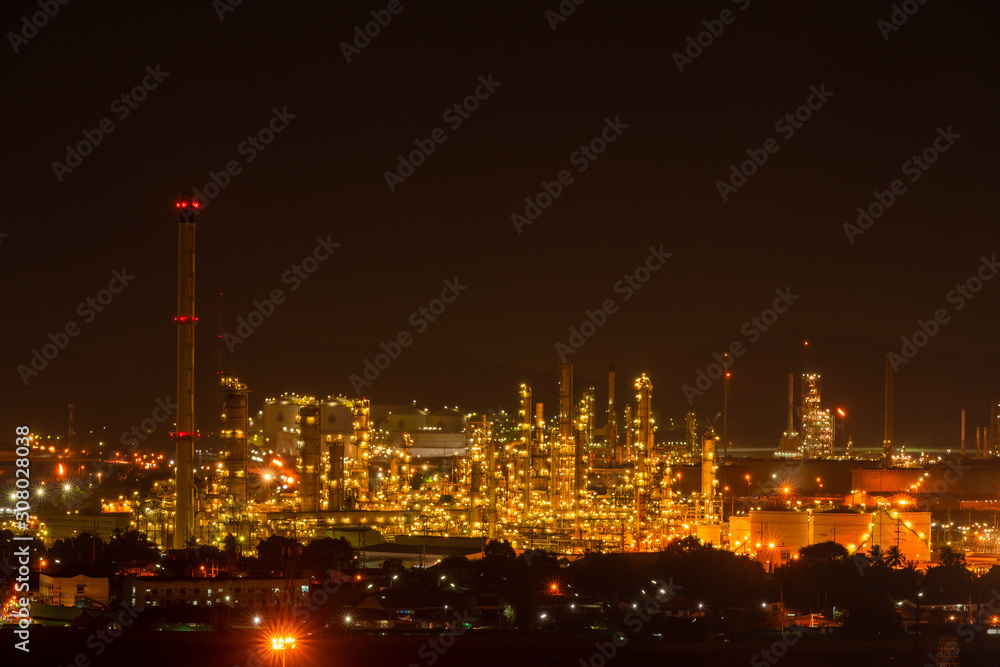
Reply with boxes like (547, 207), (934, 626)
(685, 411), (698, 459)
(347, 399), (371, 508)
(776, 373), (802, 457)
(297, 403), (322, 512)
(466, 416), (496, 538)
(883, 355), (894, 466)
(800, 374), (833, 459)
(215, 375), (255, 549)
(167, 364), (731, 554)
(519, 383), (533, 523)
(173, 192), (199, 550)
(700, 428), (718, 516)
(606, 365), (620, 465)
(633, 375), (653, 545)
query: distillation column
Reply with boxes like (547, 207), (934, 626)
(574, 388), (593, 539)
(701, 428), (718, 518)
(519, 384), (532, 523)
(298, 403), (321, 512)
(634, 374), (653, 548)
(219, 376), (250, 544)
(328, 435), (344, 511)
(553, 362), (574, 519)
(351, 399), (371, 507)
(607, 364), (619, 464)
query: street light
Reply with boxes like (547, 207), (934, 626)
(270, 635), (296, 667)
(836, 408), (846, 456)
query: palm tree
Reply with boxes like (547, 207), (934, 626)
(937, 544), (966, 568)
(869, 544), (886, 565)
(884, 545), (905, 569)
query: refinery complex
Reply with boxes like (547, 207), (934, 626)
(6, 194), (1000, 574)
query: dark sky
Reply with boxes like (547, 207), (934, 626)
(3, 0), (998, 454)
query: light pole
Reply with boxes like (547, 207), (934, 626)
(723, 369), (730, 464)
(836, 408), (846, 456)
(271, 635), (296, 667)
(914, 592), (923, 652)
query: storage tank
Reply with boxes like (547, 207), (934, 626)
(811, 510), (872, 550)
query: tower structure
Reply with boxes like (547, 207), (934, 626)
(173, 192), (200, 550)
(633, 374), (653, 547)
(883, 356), (894, 466)
(685, 410), (698, 459)
(519, 383), (532, 523)
(297, 403), (322, 512)
(218, 376), (251, 546)
(777, 373), (802, 456)
(701, 428), (718, 517)
(607, 363), (620, 464)
(348, 398), (371, 508)
(575, 386), (594, 538)
(800, 373), (832, 459)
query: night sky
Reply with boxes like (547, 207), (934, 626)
(3, 0), (998, 454)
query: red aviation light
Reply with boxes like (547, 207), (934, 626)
(175, 191), (200, 213)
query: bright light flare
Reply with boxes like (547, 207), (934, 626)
(271, 636), (296, 651)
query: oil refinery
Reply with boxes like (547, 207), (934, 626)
(6, 194), (1000, 576)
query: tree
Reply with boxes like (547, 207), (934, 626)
(379, 558), (405, 578)
(483, 539), (516, 562)
(105, 530), (159, 574)
(797, 541), (848, 565)
(938, 545), (966, 568)
(883, 545), (904, 569)
(256, 535), (302, 574)
(222, 533), (240, 572)
(301, 537), (355, 575)
(46, 532), (107, 575)
(868, 544), (885, 564)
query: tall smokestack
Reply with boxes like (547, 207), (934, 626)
(882, 354), (893, 468)
(786, 373), (795, 434)
(67, 403), (74, 450)
(173, 192), (199, 550)
(607, 363), (618, 464)
(961, 409), (966, 457)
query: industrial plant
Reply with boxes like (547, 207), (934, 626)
(6, 194), (1000, 590)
